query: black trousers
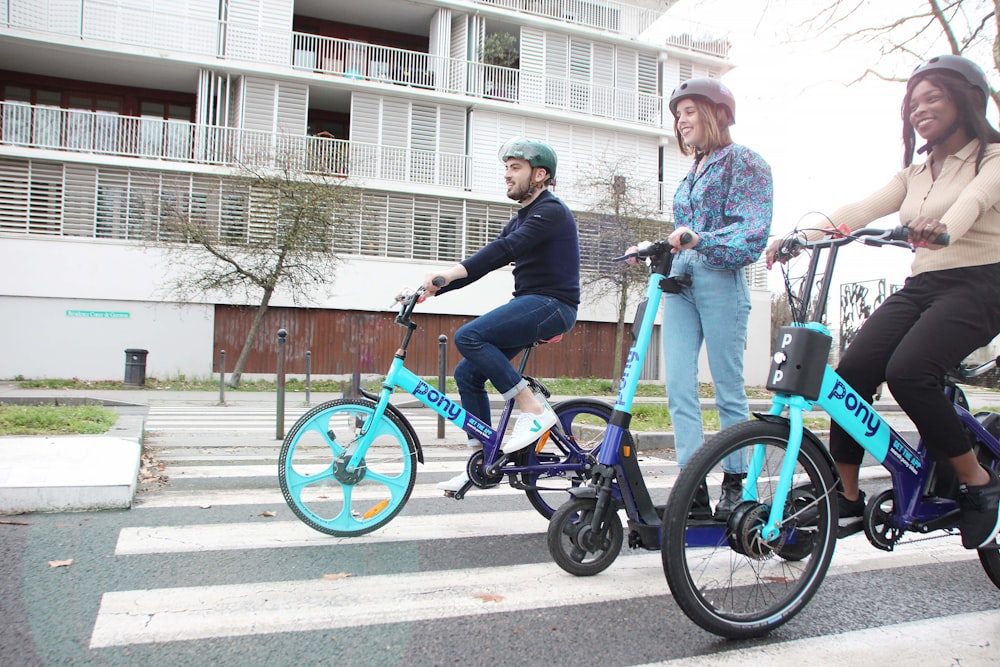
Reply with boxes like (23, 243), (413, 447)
(830, 262), (1000, 465)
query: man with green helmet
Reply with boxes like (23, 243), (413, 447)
(421, 137), (581, 492)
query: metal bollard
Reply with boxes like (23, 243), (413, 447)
(438, 334), (448, 439)
(218, 349), (226, 405)
(305, 350), (311, 405)
(276, 329), (287, 440)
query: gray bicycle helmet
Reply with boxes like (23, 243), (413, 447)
(669, 77), (736, 122)
(908, 54), (990, 108)
(499, 137), (558, 180)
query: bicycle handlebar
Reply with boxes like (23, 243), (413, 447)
(613, 231), (694, 263)
(777, 225), (950, 259)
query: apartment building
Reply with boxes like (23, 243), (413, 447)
(0, 0), (771, 384)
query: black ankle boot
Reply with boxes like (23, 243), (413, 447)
(714, 472), (747, 521)
(689, 480), (713, 520)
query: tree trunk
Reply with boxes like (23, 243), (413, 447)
(228, 286), (275, 388)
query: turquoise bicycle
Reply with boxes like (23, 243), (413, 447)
(278, 285), (619, 536)
(661, 226), (1000, 638)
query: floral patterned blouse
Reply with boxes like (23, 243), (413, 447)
(673, 143), (773, 270)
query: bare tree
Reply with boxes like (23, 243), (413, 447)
(577, 155), (672, 387)
(801, 0), (998, 103)
(152, 160), (358, 387)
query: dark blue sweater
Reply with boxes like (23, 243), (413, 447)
(441, 190), (580, 307)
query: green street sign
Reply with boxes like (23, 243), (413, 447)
(65, 310), (131, 319)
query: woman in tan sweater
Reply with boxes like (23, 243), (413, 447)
(767, 55), (1000, 550)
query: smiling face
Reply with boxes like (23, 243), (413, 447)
(908, 79), (959, 144)
(503, 157), (543, 202)
(674, 98), (706, 150)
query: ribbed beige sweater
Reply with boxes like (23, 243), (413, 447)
(811, 140), (1000, 276)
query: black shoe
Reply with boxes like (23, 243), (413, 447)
(689, 480), (713, 520)
(838, 490), (866, 526)
(957, 467), (1000, 549)
(713, 472), (746, 521)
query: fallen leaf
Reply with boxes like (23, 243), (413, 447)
(260, 511), (276, 517)
(48, 559), (73, 568)
(322, 573), (352, 581)
(474, 593), (504, 603)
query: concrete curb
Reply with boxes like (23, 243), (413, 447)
(0, 399), (146, 514)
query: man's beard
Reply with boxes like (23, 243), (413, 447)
(506, 181), (536, 202)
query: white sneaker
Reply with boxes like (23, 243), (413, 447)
(503, 404), (558, 453)
(437, 471), (470, 492)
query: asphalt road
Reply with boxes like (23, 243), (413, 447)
(1, 402), (999, 666)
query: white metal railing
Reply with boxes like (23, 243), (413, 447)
(475, 0), (658, 37)
(0, 101), (469, 188)
(292, 33), (662, 126)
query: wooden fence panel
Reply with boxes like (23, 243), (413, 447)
(213, 304), (635, 380)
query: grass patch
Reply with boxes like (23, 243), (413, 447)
(11, 375), (775, 400)
(0, 404), (118, 436)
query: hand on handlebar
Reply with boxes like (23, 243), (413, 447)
(620, 231), (694, 265)
(765, 234), (806, 269)
(903, 217), (949, 249)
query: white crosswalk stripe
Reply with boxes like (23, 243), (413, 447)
(87, 403), (1000, 663)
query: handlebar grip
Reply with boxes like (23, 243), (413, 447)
(890, 225), (950, 246)
(432, 276), (446, 287)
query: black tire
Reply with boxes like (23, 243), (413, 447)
(278, 398), (418, 536)
(522, 398), (620, 518)
(661, 420), (838, 639)
(980, 547), (1000, 589)
(547, 496), (623, 576)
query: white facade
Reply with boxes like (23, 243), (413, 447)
(0, 0), (771, 384)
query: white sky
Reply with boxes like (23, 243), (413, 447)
(649, 0), (946, 294)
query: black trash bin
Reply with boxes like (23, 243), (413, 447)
(124, 348), (149, 387)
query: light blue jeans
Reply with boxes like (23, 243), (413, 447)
(663, 250), (750, 473)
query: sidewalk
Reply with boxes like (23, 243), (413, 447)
(2, 383), (997, 514)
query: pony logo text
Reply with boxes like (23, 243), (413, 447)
(414, 381), (463, 421)
(827, 379), (881, 438)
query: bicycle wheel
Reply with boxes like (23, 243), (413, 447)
(278, 398), (418, 536)
(547, 496), (623, 576)
(521, 398), (618, 518)
(661, 420), (838, 639)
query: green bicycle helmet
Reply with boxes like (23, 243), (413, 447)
(669, 77), (736, 122)
(908, 54), (990, 110)
(499, 137), (558, 180)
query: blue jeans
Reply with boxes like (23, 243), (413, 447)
(454, 294), (576, 426)
(663, 250), (750, 473)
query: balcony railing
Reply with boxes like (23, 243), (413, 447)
(0, 101), (468, 188)
(292, 33), (663, 127)
(475, 0), (658, 38)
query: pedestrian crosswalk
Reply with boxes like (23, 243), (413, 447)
(144, 403), (465, 434)
(81, 404), (1000, 664)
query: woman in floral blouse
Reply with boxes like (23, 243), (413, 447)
(634, 77), (773, 521)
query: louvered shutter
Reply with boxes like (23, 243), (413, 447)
(614, 47), (636, 120)
(637, 53), (658, 124)
(380, 98), (408, 181)
(594, 42), (616, 118)
(63, 164), (97, 237)
(0, 157), (29, 232)
(546, 33), (568, 108)
(519, 28), (545, 105)
(410, 103), (437, 184)
(96, 168), (129, 239)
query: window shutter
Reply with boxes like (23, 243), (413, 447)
(63, 163), (97, 237)
(0, 157), (29, 232)
(519, 28), (545, 105)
